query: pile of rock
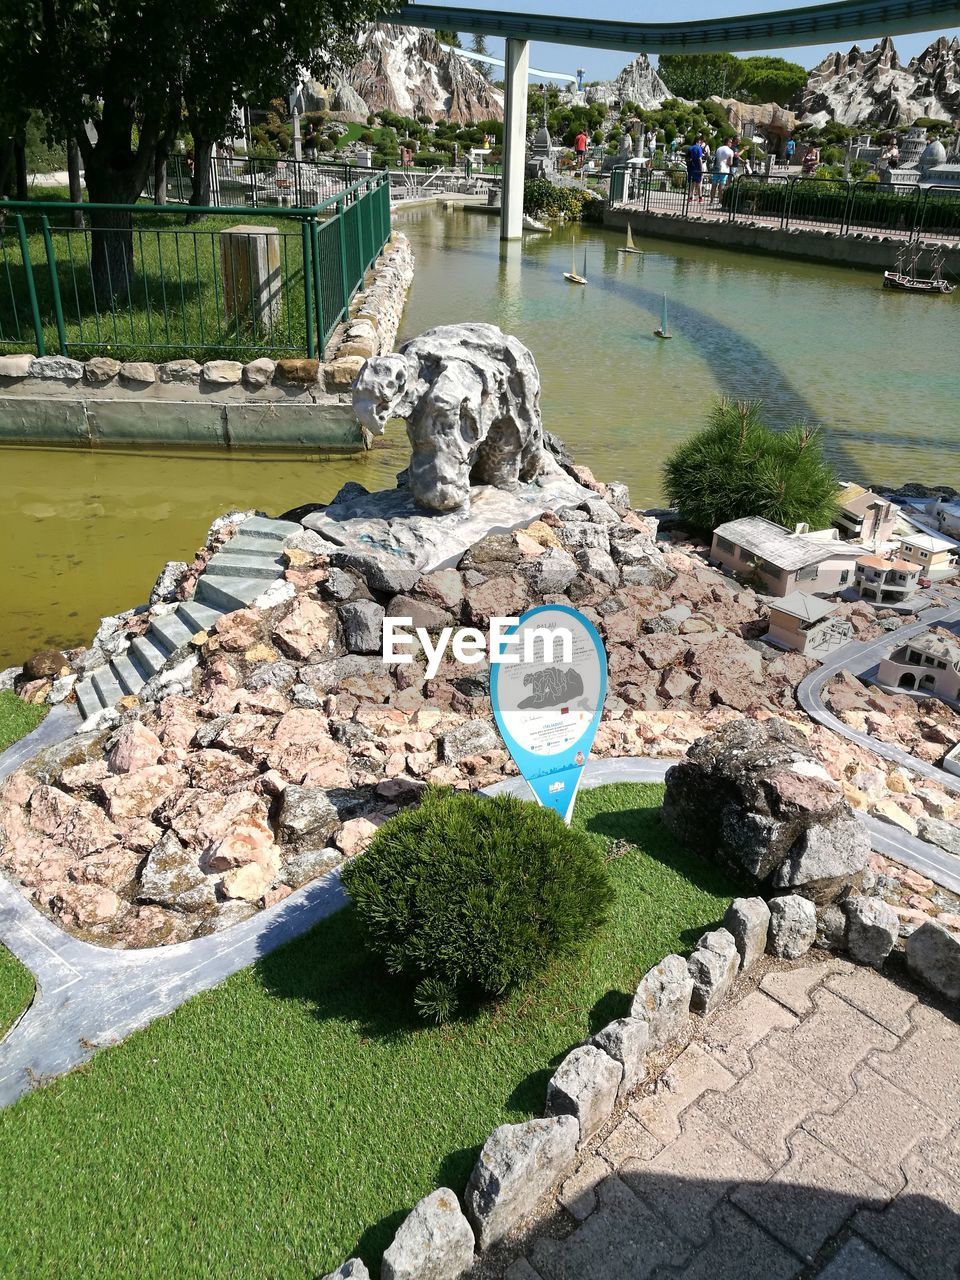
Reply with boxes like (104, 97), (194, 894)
(662, 717), (872, 904)
(826, 667), (960, 767)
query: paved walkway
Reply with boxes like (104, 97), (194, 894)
(503, 958), (960, 1280)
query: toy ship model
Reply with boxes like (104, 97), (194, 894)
(883, 247), (956, 294)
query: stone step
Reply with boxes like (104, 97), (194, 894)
(227, 533), (290, 557)
(92, 666), (124, 707)
(149, 611), (197, 655)
(177, 601), (225, 634)
(196, 575), (266, 612)
(130, 634), (168, 676)
(113, 654), (146, 695)
(239, 515), (299, 542)
(203, 551), (283, 581)
(74, 677), (103, 721)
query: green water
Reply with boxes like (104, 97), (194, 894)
(0, 205), (957, 666)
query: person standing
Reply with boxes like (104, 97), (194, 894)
(303, 120), (317, 159)
(686, 134), (705, 202)
(575, 128), (589, 168)
(785, 136), (795, 166)
(711, 136), (734, 203)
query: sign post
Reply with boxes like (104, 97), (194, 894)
(490, 605), (607, 824)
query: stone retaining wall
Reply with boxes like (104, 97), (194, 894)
(0, 232), (414, 449)
(604, 205), (960, 273)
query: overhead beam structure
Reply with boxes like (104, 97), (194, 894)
(390, 0), (960, 53)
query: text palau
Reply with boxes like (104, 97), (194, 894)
(382, 617), (574, 680)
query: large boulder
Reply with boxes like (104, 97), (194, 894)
(662, 718), (870, 904)
(381, 1188), (475, 1280)
(465, 1117), (579, 1249)
(906, 920), (960, 1001)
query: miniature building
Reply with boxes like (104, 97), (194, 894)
(854, 555), (920, 604)
(710, 517), (865, 597)
(876, 627), (960, 702)
(834, 483), (898, 549)
(766, 591), (853, 657)
(919, 496), (960, 541)
(897, 531), (957, 578)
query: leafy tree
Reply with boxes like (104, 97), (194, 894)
(663, 399), (840, 533)
(738, 56), (807, 106)
(658, 53), (742, 101)
(434, 29), (462, 47)
(3, 0), (389, 299)
(470, 33), (493, 81)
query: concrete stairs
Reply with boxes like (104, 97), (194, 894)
(74, 516), (300, 723)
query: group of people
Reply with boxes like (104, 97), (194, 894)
(684, 135), (751, 203)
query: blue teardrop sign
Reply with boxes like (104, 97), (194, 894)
(490, 605), (608, 823)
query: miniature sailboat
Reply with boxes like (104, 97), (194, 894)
(564, 240), (587, 285)
(619, 223), (642, 255)
(654, 292), (672, 339)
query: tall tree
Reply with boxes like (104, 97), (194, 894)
(658, 53), (742, 102)
(434, 30), (462, 47)
(470, 33), (493, 81)
(4, 0), (388, 299)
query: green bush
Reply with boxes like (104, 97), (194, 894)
(663, 398), (840, 533)
(523, 179), (603, 221)
(342, 787), (614, 1022)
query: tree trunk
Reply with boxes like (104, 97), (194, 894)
(0, 139), (13, 199)
(67, 138), (83, 228)
(188, 136), (214, 220)
(83, 159), (141, 304)
(13, 141), (27, 200)
(153, 155), (167, 205)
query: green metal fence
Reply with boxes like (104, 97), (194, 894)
(0, 170), (391, 361)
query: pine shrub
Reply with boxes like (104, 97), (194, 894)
(341, 787), (613, 1021)
(663, 398), (840, 533)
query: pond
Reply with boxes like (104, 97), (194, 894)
(0, 204), (956, 666)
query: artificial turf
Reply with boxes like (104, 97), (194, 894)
(0, 944), (33, 1039)
(0, 690), (46, 752)
(0, 782), (744, 1277)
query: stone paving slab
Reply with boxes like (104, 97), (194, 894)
(504, 960), (960, 1280)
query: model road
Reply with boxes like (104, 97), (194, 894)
(797, 603), (960, 797)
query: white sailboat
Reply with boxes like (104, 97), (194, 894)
(563, 240), (587, 285)
(654, 292), (672, 339)
(618, 224), (642, 255)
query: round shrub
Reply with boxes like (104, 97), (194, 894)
(341, 786), (613, 1022)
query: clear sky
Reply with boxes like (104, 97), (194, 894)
(453, 0), (960, 82)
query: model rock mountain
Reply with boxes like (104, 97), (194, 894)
(317, 25), (504, 124)
(798, 34), (960, 126)
(584, 55), (671, 109)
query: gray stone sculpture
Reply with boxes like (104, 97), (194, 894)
(352, 323), (545, 512)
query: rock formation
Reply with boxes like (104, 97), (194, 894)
(585, 55), (671, 109)
(798, 34), (960, 126)
(353, 324), (545, 512)
(661, 718), (871, 903)
(311, 25), (504, 124)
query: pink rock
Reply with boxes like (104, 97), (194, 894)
(123, 905), (188, 947)
(272, 708), (330, 749)
(107, 722), (163, 774)
(49, 881), (122, 928)
(192, 790), (270, 848)
(203, 685), (242, 717)
(117, 817), (163, 853)
(262, 884), (294, 909)
(198, 654), (240, 696)
(237, 687), (290, 715)
(100, 764), (184, 821)
(299, 758), (352, 788)
(937, 912), (960, 932)
(28, 784), (79, 835)
(204, 821), (279, 875)
(68, 846), (142, 891)
(272, 598), (340, 660)
(221, 861), (273, 902)
(335, 816), (382, 857)
(1, 769), (36, 807)
(154, 695), (202, 747)
(214, 608), (262, 651)
(255, 769), (288, 796)
(186, 750), (257, 792)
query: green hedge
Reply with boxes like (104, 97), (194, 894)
(722, 178), (960, 235)
(523, 178), (604, 222)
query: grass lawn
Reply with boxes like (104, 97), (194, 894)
(0, 690), (46, 752)
(0, 944), (33, 1040)
(0, 783), (744, 1277)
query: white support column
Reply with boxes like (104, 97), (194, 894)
(500, 37), (530, 241)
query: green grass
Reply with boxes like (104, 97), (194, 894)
(0, 944), (34, 1039)
(0, 689), (46, 752)
(0, 783), (743, 1277)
